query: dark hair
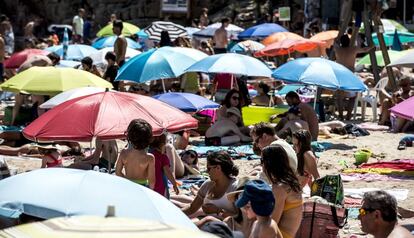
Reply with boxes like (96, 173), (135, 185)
(222, 89), (242, 109)
(81, 56), (93, 68)
(285, 91), (300, 101)
(251, 122), (275, 137)
(261, 145), (301, 193)
(340, 34), (350, 47)
(126, 119), (153, 150)
(104, 51), (116, 61)
(181, 149), (198, 165)
(292, 130), (312, 176)
(207, 151), (239, 178)
(258, 81), (270, 96)
(150, 134), (167, 150)
(47, 52), (60, 65)
(363, 190), (398, 222)
(113, 19), (124, 31)
(221, 18), (230, 24)
(160, 30), (172, 47)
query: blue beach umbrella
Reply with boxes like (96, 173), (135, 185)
(116, 46), (207, 83)
(56, 60), (81, 68)
(272, 57), (367, 92)
(62, 27), (69, 60)
(153, 92), (219, 112)
(92, 36), (141, 49)
(185, 53), (272, 78)
(372, 31), (414, 46)
(230, 40), (265, 54)
(0, 168), (196, 230)
(45, 44), (98, 61)
(238, 23), (288, 40)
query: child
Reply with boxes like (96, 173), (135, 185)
(235, 179), (282, 238)
(149, 134), (180, 198)
(115, 119), (155, 189)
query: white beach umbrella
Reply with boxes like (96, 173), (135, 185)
(89, 47), (141, 66)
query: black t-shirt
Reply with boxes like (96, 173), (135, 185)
(104, 65), (119, 90)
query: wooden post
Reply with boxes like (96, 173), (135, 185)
(362, 2), (380, 84)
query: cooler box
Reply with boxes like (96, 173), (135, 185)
(242, 106), (288, 126)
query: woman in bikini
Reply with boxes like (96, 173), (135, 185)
(261, 144), (303, 238)
(292, 129), (320, 188)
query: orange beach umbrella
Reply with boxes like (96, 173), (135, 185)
(262, 32), (304, 46)
(255, 38), (326, 57)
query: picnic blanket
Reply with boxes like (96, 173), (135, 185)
(188, 144), (260, 160)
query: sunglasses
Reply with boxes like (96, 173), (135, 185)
(231, 96), (239, 100)
(359, 207), (376, 216)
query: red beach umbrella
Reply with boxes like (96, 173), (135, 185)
(23, 91), (198, 142)
(4, 49), (50, 69)
(255, 38), (326, 57)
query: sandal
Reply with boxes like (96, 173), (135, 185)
(397, 141), (406, 150)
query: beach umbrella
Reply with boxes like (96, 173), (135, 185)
(153, 92), (219, 112)
(55, 60), (81, 68)
(3, 49), (49, 69)
(185, 27), (200, 38)
(40, 87), (113, 109)
(193, 22), (244, 38)
(389, 49), (414, 67)
(0, 169), (196, 230)
(229, 40), (265, 54)
(23, 91), (198, 141)
(0, 216), (215, 238)
(62, 27), (69, 59)
(357, 50), (407, 66)
(372, 31), (414, 46)
(136, 29), (149, 39)
(272, 57), (367, 92)
(96, 22), (140, 37)
(185, 53), (272, 78)
(390, 96), (414, 121)
(116, 46), (207, 84)
(360, 18), (408, 34)
(144, 21), (187, 41)
(310, 30), (338, 48)
(255, 38), (326, 57)
(89, 47), (140, 66)
(262, 32), (304, 46)
(92, 36), (141, 49)
(45, 44), (98, 61)
(238, 23), (287, 40)
(0, 67), (113, 96)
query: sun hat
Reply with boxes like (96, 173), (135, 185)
(235, 179), (275, 217)
(226, 107), (241, 118)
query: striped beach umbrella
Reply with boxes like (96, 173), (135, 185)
(63, 27), (69, 60)
(144, 21), (187, 41)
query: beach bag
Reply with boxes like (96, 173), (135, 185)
(295, 200), (348, 238)
(311, 175), (344, 205)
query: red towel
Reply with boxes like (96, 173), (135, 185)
(360, 159), (414, 170)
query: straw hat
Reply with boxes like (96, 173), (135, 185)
(227, 176), (253, 203)
(226, 107), (241, 119)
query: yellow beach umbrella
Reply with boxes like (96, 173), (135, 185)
(97, 23), (140, 37)
(0, 67), (113, 96)
(0, 216), (217, 238)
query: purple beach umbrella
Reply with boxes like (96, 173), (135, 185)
(390, 96), (414, 121)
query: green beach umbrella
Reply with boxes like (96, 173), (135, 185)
(357, 50), (407, 66)
(97, 22), (140, 37)
(360, 18), (408, 34)
(0, 66), (113, 96)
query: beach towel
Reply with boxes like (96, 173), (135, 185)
(359, 122), (389, 131)
(344, 188), (409, 201)
(360, 159), (414, 170)
(341, 173), (408, 182)
(343, 167), (414, 176)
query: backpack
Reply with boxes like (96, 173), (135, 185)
(310, 175), (344, 205)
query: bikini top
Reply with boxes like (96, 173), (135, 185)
(199, 178), (238, 213)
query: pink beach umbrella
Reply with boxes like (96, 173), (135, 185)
(23, 91), (198, 142)
(390, 96), (414, 121)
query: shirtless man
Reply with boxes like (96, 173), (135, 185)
(236, 180), (283, 238)
(115, 119), (155, 189)
(205, 107), (251, 146)
(0, 33), (4, 82)
(213, 18), (230, 54)
(113, 20), (127, 67)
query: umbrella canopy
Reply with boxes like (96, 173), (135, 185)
(0, 169), (196, 230)
(185, 27), (200, 37)
(55, 60), (81, 68)
(0, 216), (214, 238)
(390, 96), (414, 121)
(0, 67), (112, 96)
(356, 50), (407, 66)
(96, 22), (140, 37)
(360, 18), (408, 34)
(272, 57), (367, 92)
(185, 53), (272, 78)
(92, 36), (141, 49)
(144, 21), (187, 41)
(153, 92), (219, 112)
(262, 32), (304, 46)
(40, 87), (112, 109)
(229, 40), (265, 54)
(238, 23), (288, 40)
(310, 30), (338, 48)
(45, 44), (98, 61)
(372, 31), (414, 46)
(116, 46), (207, 83)
(23, 91), (198, 141)
(193, 23), (244, 38)
(255, 38), (326, 57)
(3, 49), (49, 69)
(389, 49), (414, 67)
(90, 47), (141, 66)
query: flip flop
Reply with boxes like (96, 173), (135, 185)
(398, 141), (406, 150)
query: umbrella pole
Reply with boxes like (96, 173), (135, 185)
(313, 87), (318, 110)
(161, 79), (166, 93)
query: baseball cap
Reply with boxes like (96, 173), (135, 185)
(235, 179), (275, 217)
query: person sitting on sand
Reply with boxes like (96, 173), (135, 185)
(180, 149), (200, 176)
(115, 119), (155, 189)
(149, 134), (180, 198)
(35, 145), (63, 168)
(292, 130), (320, 188)
(276, 107), (309, 140)
(215, 89), (243, 123)
(252, 81), (271, 106)
(358, 190), (414, 238)
(205, 107), (252, 146)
